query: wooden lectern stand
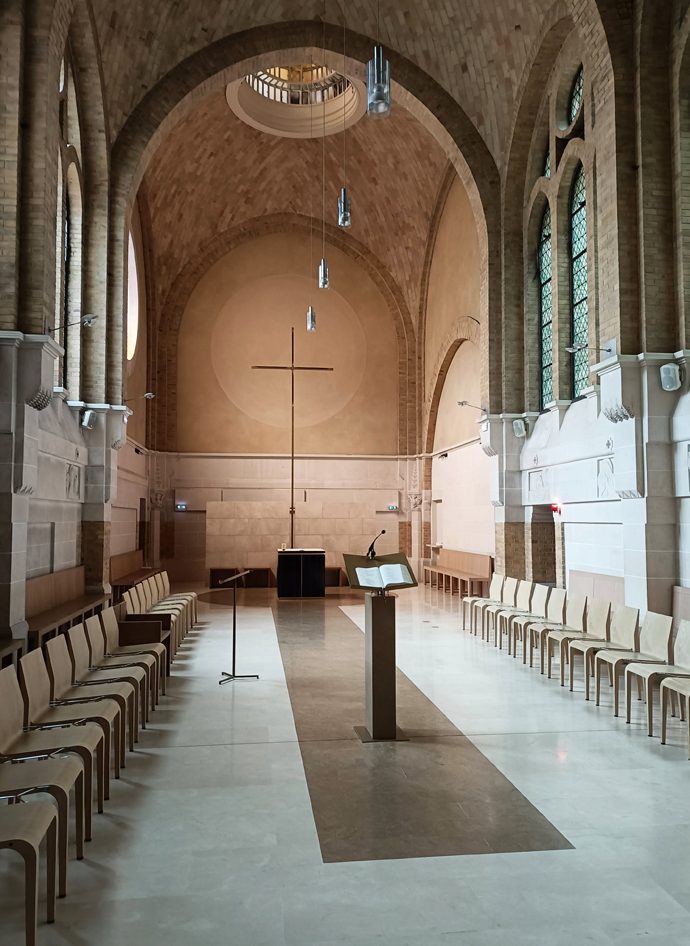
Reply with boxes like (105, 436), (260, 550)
(343, 552), (417, 742)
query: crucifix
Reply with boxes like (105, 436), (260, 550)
(252, 327), (333, 548)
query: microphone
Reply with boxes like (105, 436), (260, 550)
(366, 529), (386, 561)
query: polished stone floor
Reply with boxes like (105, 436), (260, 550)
(1, 585), (690, 945)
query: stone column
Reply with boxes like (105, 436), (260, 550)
(80, 405), (129, 594)
(0, 333), (61, 639)
(482, 415), (527, 578)
(599, 354), (679, 615)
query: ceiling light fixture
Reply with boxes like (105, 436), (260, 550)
(306, 304), (317, 333)
(337, 8), (352, 228)
(367, 1), (391, 117)
(318, 13), (330, 289)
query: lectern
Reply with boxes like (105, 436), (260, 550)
(343, 551), (417, 741)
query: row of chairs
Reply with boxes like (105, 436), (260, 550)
(0, 573), (198, 946)
(461, 575), (690, 757)
(123, 573), (198, 656)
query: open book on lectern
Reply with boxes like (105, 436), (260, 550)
(342, 552), (418, 592)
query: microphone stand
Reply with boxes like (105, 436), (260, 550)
(366, 529), (386, 561)
(218, 570), (259, 685)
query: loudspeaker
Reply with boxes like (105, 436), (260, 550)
(660, 363), (682, 392)
(512, 418), (527, 438)
(81, 409), (96, 430)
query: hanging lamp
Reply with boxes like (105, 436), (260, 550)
(318, 14), (329, 289)
(306, 304), (317, 332)
(337, 14), (352, 228)
(367, 2), (391, 117)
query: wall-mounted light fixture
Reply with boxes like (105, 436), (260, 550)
(565, 342), (612, 355)
(457, 400), (488, 416)
(123, 392), (155, 403)
(48, 314), (98, 335)
(80, 409), (96, 430)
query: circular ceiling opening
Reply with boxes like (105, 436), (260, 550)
(226, 63), (366, 138)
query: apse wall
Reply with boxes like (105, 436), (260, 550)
(176, 231), (398, 455)
(168, 230), (401, 579)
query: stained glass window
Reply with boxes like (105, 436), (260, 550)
(568, 65), (584, 124)
(544, 146), (551, 179)
(538, 205), (553, 407)
(570, 164), (588, 397)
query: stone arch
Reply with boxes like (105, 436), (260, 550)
(673, 6), (690, 349)
(152, 213), (416, 457)
(423, 320), (481, 457)
(502, 4), (578, 415)
(107, 21), (499, 412)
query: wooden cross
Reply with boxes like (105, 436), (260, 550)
(252, 327), (333, 548)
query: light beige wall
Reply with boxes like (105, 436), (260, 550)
(424, 176), (481, 406)
(431, 342), (494, 555)
(177, 231), (398, 455)
(432, 341), (482, 451)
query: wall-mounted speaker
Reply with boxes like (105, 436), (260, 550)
(81, 409), (96, 430)
(512, 418), (527, 438)
(660, 363), (682, 392)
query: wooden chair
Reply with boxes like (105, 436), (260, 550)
(0, 755), (85, 898)
(461, 574), (503, 633)
(568, 604), (639, 700)
(507, 583), (552, 659)
(0, 665), (105, 817)
(101, 607), (166, 700)
(481, 577), (519, 643)
(18, 649), (123, 797)
(526, 587), (573, 672)
(661, 676), (690, 758)
(546, 596), (602, 684)
(83, 616), (151, 723)
(0, 800), (58, 946)
(595, 611), (673, 717)
(48, 631), (137, 753)
(626, 619), (690, 736)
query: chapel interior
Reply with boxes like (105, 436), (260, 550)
(2, 1), (690, 944)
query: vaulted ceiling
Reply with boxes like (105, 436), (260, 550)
(140, 89), (449, 324)
(90, 0), (555, 163)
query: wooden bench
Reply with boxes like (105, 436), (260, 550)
(25, 565), (111, 650)
(110, 550), (161, 601)
(423, 550), (493, 597)
(0, 638), (24, 670)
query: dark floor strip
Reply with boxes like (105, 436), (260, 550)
(269, 592), (573, 863)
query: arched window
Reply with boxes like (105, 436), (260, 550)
(54, 51), (84, 394)
(126, 233), (140, 361)
(538, 204), (553, 407)
(568, 65), (584, 124)
(543, 147), (551, 179)
(570, 164), (588, 397)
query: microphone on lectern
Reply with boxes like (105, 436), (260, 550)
(366, 529), (386, 560)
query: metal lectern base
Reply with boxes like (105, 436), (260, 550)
(219, 671), (259, 685)
(354, 725), (409, 743)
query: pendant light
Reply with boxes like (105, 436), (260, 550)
(318, 15), (329, 289)
(337, 13), (352, 228)
(367, 1), (391, 117)
(306, 69), (317, 329)
(306, 304), (317, 332)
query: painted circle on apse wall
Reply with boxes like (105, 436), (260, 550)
(210, 274), (366, 428)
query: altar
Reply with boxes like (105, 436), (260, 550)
(277, 548), (326, 598)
